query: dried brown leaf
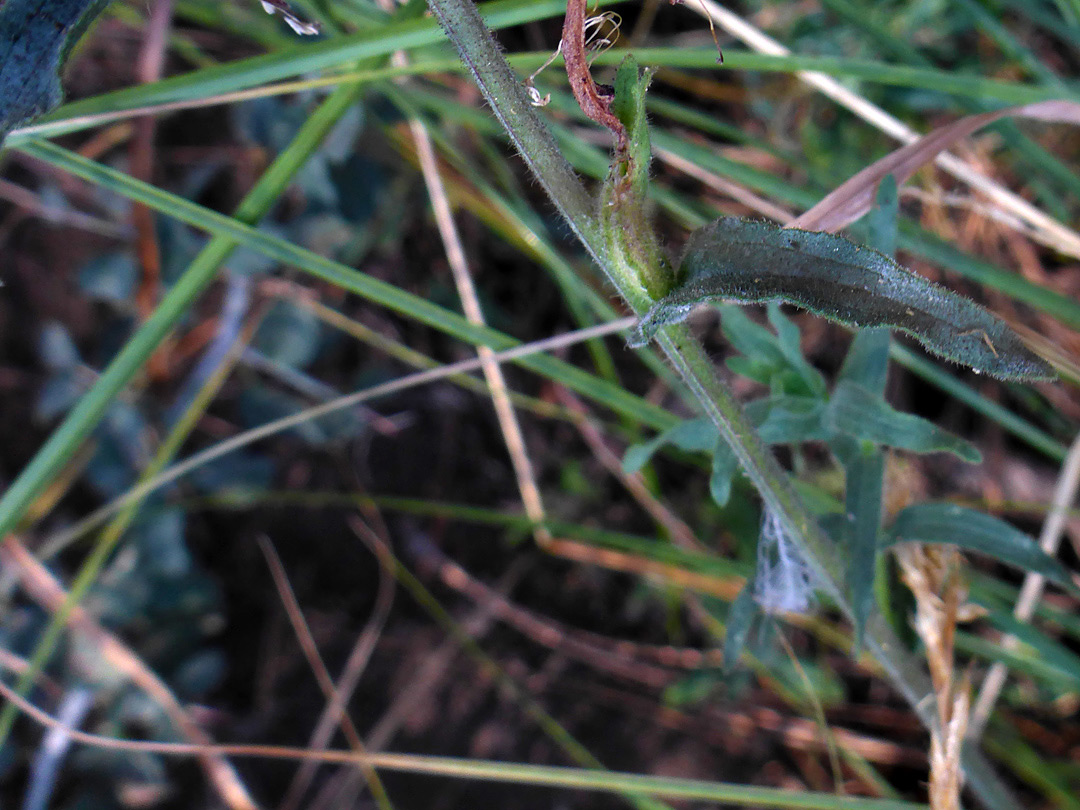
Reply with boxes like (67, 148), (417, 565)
(793, 101), (1080, 233)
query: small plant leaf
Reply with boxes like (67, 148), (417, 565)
(631, 217), (1052, 381)
(622, 417), (716, 474)
(839, 176), (897, 397)
(827, 380), (981, 463)
(839, 328), (891, 395)
(843, 449), (884, 651)
(766, 303), (826, 396)
(709, 444), (738, 507)
(0, 0), (110, 142)
(723, 578), (759, 672)
(885, 503), (1076, 592)
(746, 395), (830, 445)
(865, 174), (899, 259)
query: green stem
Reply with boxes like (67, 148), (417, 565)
(423, 1), (1019, 808)
(423, 0), (603, 263)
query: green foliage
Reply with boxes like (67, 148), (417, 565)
(828, 380), (980, 463)
(2, 0), (1076, 804)
(602, 56), (672, 304)
(885, 504), (1077, 593)
(625, 303), (980, 516)
(0, 0), (110, 141)
(632, 217), (1052, 381)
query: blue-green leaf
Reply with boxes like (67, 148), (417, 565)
(885, 503), (1076, 592)
(622, 418), (716, 474)
(723, 579), (759, 672)
(746, 395), (830, 444)
(766, 303), (826, 396)
(839, 328), (891, 395)
(827, 380), (981, 463)
(0, 0), (110, 141)
(631, 217), (1052, 381)
(843, 449), (884, 651)
(709, 444), (738, 507)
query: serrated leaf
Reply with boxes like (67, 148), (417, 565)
(885, 503), (1076, 592)
(828, 380), (981, 463)
(0, 0), (110, 141)
(631, 217), (1052, 381)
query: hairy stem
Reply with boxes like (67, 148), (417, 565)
(424, 1), (1019, 807)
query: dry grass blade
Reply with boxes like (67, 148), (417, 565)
(277, 516), (397, 810)
(257, 536), (393, 810)
(969, 432), (1080, 739)
(682, 0), (1080, 259)
(793, 101), (1080, 233)
(380, 0), (551, 549)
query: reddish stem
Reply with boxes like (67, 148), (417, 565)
(562, 0), (626, 150)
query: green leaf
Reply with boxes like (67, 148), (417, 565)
(631, 217), (1052, 381)
(843, 449), (884, 651)
(983, 608), (1080, 689)
(609, 55), (652, 193)
(766, 303), (826, 396)
(718, 304), (790, 387)
(708, 444), (738, 507)
(746, 395), (830, 444)
(602, 55), (672, 302)
(0, 0), (110, 141)
(723, 579), (759, 672)
(827, 380), (981, 463)
(885, 503), (1076, 592)
(253, 300), (323, 369)
(839, 329), (891, 395)
(866, 174), (899, 258)
(622, 417), (717, 474)
(839, 175), (897, 397)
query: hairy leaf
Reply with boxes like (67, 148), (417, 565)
(631, 217), (1051, 381)
(0, 0), (110, 142)
(885, 503), (1076, 592)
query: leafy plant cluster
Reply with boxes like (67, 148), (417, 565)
(0, 0), (1077, 806)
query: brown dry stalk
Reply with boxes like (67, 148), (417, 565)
(562, 0), (627, 150)
(896, 545), (978, 810)
(555, 387), (703, 552)
(131, 0), (175, 381)
(544, 536), (741, 600)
